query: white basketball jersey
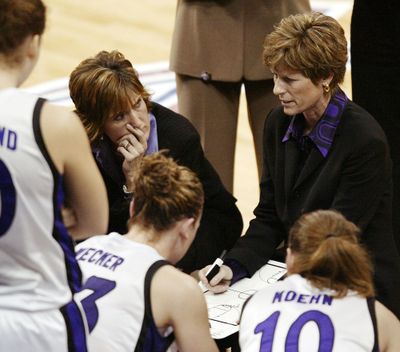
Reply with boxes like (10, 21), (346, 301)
(74, 233), (174, 352)
(0, 88), (87, 350)
(240, 274), (378, 352)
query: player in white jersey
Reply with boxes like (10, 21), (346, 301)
(0, 1), (108, 351)
(74, 152), (218, 352)
(239, 210), (400, 352)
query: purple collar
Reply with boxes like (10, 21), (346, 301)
(282, 89), (348, 157)
(145, 112), (159, 155)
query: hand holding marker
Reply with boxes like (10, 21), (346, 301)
(199, 250), (227, 292)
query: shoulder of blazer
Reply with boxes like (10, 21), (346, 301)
(336, 100), (388, 142)
(150, 102), (200, 148)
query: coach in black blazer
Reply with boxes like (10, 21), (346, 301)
(69, 51), (243, 274)
(228, 100), (400, 317)
(202, 13), (400, 318)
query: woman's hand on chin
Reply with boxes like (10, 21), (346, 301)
(117, 126), (148, 190)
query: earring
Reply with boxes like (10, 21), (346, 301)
(323, 83), (330, 93)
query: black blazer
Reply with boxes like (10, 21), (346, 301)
(228, 100), (400, 317)
(94, 102), (243, 273)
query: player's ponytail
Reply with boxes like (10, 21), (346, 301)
(128, 150), (204, 233)
(288, 210), (374, 297)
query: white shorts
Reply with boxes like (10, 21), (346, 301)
(0, 306), (87, 351)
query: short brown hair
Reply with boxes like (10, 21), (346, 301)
(129, 151), (204, 233)
(263, 12), (347, 92)
(288, 210), (374, 298)
(0, 0), (46, 66)
(69, 50), (152, 143)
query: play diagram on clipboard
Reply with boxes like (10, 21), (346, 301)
(205, 260), (287, 339)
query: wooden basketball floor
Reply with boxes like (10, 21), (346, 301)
(24, 0), (354, 229)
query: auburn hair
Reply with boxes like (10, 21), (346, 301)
(0, 0), (46, 66)
(128, 151), (204, 233)
(69, 50), (152, 143)
(263, 12), (347, 92)
(288, 210), (374, 298)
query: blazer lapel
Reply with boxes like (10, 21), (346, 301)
(294, 148), (324, 190)
(284, 139), (301, 198)
(93, 138), (125, 187)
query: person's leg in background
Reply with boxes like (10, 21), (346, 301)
(352, 64), (400, 252)
(244, 79), (278, 179)
(176, 74), (242, 192)
(351, 0), (400, 252)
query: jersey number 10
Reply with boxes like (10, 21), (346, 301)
(255, 310), (334, 351)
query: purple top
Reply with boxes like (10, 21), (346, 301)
(225, 90), (349, 284)
(282, 89), (348, 157)
(145, 113), (159, 155)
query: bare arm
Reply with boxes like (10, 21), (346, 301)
(151, 266), (218, 352)
(40, 103), (108, 239)
(376, 300), (400, 352)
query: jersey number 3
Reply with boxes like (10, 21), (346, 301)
(255, 310), (334, 351)
(0, 160), (17, 237)
(80, 276), (116, 332)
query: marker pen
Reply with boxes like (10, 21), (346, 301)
(205, 250), (227, 281)
(199, 250), (227, 292)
